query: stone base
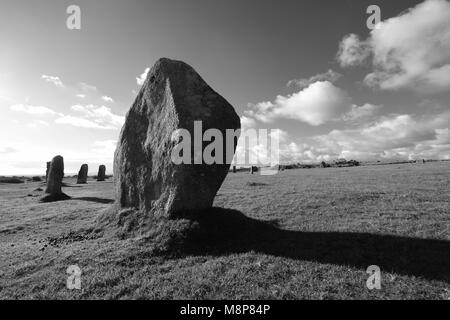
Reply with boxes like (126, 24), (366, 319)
(96, 204), (203, 250)
(40, 193), (71, 203)
(96, 206), (278, 255)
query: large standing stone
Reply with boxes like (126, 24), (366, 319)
(77, 164), (88, 184)
(41, 155), (70, 202)
(97, 58), (240, 245)
(97, 165), (106, 181)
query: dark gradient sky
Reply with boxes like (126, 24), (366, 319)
(0, 0), (448, 174)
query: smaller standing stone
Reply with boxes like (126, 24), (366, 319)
(45, 162), (51, 182)
(232, 166), (237, 173)
(97, 165), (106, 182)
(77, 164), (88, 184)
(41, 155), (70, 202)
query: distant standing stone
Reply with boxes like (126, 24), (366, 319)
(97, 165), (106, 181)
(41, 155), (70, 202)
(77, 164), (88, 184)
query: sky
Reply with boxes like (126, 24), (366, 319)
(1, 0), (450, 175)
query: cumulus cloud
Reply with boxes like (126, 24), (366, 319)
(41, 75), (64, 88)
(0, 146), (17, 154)
(69, 104), (125, 129)
(78, 82), (98, 93)
(325, 116), (435, 153)
(101, 95), (114, 103)
(137, 67), (150, 86)
(336, 34), (371, 67)
(338, 0), (450, 93)
(320, 112), (450, 159)
(287, 69), (342, 89)
(240, 115), (256, 130)
(10, 104), (61, 116)
(245, 81), (352, 126)
(27, 120), (50, 128)
(342, 104), (383, 122)
(278, 111), (450, 163)
(55, 115), (109, 129)
(233, 128), (288, 166)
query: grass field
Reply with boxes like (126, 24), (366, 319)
(0, 162), (449, 299)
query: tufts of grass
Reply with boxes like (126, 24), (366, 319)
(0, 162), (449, 299)
(0, 177), (24, 184)
(246, 182), (268, 187)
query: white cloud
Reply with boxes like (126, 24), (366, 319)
(320, 112), (450, 159)
(27, 120), (50, 128)
(246, 81), (352, 126)
(240, 115), (256, 130)
(10, 104), (60, 116)
(278, 111), (450, 163)
(41, 75), (64, 88)
(70, 104), (125, 129)
(338, 0), (450, 93)
(336, 34), (371, 67)
(78, 82), (98, 93)
(0, 146), (17, 154)
(0, 141), (116, 175)
(76, 94), (86, 99)
(55, 115), (108, 129)
(342, 104), (383, 122)
(136, 67), (150, 86)
(287, 69), (342, 89)
(101, 95), (114, 103)
(232, 127), (290, 166)
(92, 140), (117, 155)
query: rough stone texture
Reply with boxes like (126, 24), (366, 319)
(77, 164), (88, 184)
(97, 165), (106, 182)
(97, 58), (240, 245)
(41, 155), (70, 202)
(45, 162), (51, 182)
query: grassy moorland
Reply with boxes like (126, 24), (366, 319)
(0, 162), (449, 299)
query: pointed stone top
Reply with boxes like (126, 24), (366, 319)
(138, 58), (239, 129)
(142, 57), (200, 88)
